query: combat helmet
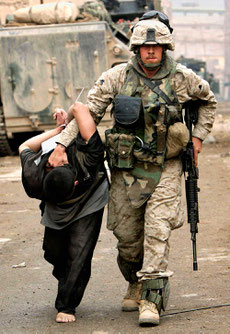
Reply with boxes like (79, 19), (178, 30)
(130, 11), (175, 51)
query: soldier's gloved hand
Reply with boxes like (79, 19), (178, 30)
(48, 144), (68, 167)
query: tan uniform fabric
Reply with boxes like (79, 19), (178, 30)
(108, 158), (183, 279)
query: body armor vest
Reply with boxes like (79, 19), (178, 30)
(105, 59), (183, 207)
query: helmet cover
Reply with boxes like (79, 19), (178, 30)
(130, 19), (175, 51)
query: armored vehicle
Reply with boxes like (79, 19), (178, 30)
(103, 0), (155, 21)
(177, 56), (220, 95)
(0, 20), (131, 156)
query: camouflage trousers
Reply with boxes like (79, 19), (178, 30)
(107, 158), (184, 281)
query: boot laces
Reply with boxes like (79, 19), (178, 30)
(141, 300), (158, 314)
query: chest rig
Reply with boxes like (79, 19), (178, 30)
(105, 62), (183, 207)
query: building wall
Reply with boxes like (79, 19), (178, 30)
(169, 0), (225, 99)
(224, 0), (230, 100)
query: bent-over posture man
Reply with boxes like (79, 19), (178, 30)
(19, 103), (108, 323)
(48, 11), (216, 326)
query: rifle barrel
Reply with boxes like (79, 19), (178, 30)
(192, 235), (198, 271)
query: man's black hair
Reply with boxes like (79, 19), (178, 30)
(43, 165), (76, 203)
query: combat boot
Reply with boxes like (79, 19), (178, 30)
(139, 299), (160, 326)
(138, 278), (170, 326)
(122, 281), (142, 311)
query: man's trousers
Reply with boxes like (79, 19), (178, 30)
(42, 208), (104, 314)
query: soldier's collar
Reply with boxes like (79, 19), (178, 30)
(130, 54), (174, 80)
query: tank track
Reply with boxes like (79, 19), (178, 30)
(0, 107), (13, 156)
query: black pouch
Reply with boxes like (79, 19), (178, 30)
(113, 95), (143, 128)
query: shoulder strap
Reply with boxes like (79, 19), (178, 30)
(133, 68), (174, 105)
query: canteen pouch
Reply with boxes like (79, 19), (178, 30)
(166, 122), (189, 159)
(113, 95), (142, 128)
(105, 129), (135, 169)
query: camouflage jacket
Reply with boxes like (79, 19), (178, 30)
(60, 54), (216, 146)
(58, 54), (216, 207)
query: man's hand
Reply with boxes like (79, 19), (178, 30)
(48, 144), (68, 167)
(192, 137), (202, 167)
(53, 108), (67, 126)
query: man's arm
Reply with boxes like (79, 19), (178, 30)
(175, 65), (217, 166)
(48, 102), (96, 167)
(18, 127), (64, 154)
(68, 102), (96, 142)
(191, 78), (216, 166)
(18, 110), (67, 154)
(192, 137), (202, 167)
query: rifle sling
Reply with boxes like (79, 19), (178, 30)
(133, 69), (174, 105)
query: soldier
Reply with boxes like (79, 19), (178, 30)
(48, 11), (216, 326)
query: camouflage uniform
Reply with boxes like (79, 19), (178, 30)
(59, 54), (216, 273)
(57, 16), (216, 315)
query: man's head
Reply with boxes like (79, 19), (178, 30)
(129, 11), (174, 71)
(43, 164), (77, 203)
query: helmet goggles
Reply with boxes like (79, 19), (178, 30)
(138, 10), (173, 33)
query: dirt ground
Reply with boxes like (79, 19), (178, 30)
(1, 102), (230, 334)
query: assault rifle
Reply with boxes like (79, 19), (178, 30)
(182, 101), (200, 271)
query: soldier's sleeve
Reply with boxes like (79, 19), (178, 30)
(56, 63), (126, 147)
(56, 118), (79, 147)
(174, 64), (217, 141)
(87, 63), (127, 124)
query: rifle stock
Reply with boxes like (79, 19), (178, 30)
(183, 101), (200, 271)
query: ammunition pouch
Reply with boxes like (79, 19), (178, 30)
(105, 129), (135, 169)
(113, 95), (143, 128)
(141, 278), (170, 313)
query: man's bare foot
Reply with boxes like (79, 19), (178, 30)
(56, 312), (76, 323)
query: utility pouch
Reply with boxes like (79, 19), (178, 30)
(165, 105), (182, 126)
(105, 129), (135, 169)
(113, 95), (142, 128)
(166, 122), (189, 159)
